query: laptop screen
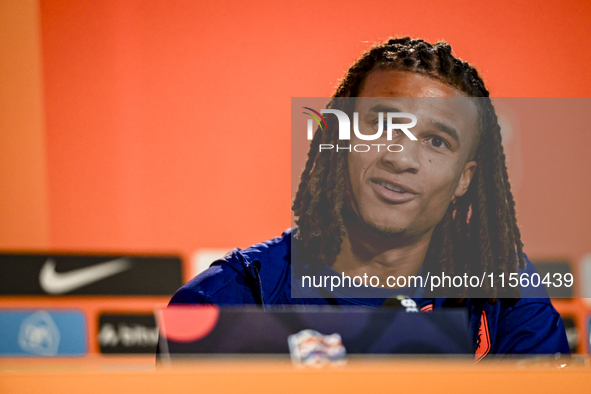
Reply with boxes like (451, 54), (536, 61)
(156, 305), (472, 359)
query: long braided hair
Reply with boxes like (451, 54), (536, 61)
(292, 37), (525, 300)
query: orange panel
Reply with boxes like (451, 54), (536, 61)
(38, 0), (591, 258)
(0, 0), (49, 249)
(2, 359), (591, 394)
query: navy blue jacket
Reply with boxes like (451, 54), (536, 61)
(170, 228), (569, 358)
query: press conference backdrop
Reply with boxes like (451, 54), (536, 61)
(0, 253), (182, 356)
(1, 251), (590, 357)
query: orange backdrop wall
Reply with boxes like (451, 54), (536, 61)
(0, 0), (49, 250)
(2, 0), (591, 271)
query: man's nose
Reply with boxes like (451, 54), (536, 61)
(380, 139), (420, 174)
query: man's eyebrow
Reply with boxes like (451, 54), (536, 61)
(429, 120), (461, 146)
(366, 104), (461, 146)
(368, 104), (402, 113)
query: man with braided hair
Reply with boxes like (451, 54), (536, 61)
(170, 37), (569, 358)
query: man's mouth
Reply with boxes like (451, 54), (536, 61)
(370, 179), (419, 203)
(376, 181), (410, 194)
(372, 180), (418, 194)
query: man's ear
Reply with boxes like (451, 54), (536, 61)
(454, 161), (477, 198)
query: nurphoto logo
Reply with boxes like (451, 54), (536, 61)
(303, 107), (417, 153)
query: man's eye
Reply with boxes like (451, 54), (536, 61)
(372, 120), (388, 131)
(429, 136), (448, 149)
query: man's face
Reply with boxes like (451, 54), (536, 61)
(347, 70), (479, 238)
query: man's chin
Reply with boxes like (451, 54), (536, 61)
(342, 204), (414, 239)
(362, 219), (409, 239)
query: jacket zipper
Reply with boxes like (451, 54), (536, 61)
(252, 262), (267, 310)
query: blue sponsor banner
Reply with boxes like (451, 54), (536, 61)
(0, 309), (87, 356)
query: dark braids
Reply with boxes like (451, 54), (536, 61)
(292, 37), (525, 301)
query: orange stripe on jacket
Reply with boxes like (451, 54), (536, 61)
(475, 310), (491, 362)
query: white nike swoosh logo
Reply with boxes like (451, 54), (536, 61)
(39, 258), (133, 294)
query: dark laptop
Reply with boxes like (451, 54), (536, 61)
(155, 305), (472, 358)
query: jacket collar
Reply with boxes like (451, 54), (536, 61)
(232, 228), (295, 306)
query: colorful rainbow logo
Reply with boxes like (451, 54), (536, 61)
(302, 107), (328, 131)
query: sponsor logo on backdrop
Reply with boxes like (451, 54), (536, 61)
(98, 314), (158, 354)
(40, 258), (132, 294)
(0, 254), (183, 295)
(17, 311), (61, 355)
(0, 309), (86, 356)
